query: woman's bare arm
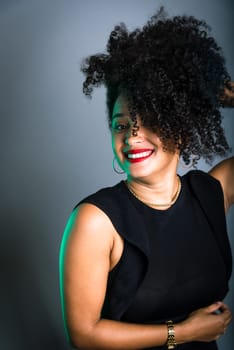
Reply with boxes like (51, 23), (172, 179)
(60, 203), (232, 350)
(220, 81), (234, 107)
(60, 203), (169, 349)
(209, 156), (234, 212)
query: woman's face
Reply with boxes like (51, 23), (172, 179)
(111, 95), (179, 181)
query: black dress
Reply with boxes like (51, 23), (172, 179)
(78, 171), (232, 350)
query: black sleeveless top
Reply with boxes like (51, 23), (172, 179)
(78, 171), (232, 350)
(121, 175), (227, 324)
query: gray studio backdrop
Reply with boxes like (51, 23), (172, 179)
(1, 0), (233, 349)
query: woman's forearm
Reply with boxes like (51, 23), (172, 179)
(68, 302), (231, 350)
(71, 319), (168, 350)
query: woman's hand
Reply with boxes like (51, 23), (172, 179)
(177, 302), (232, 343)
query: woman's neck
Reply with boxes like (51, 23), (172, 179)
(126, 173), (180, 209)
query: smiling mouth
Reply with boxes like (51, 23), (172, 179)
(125, 149), (154, 163)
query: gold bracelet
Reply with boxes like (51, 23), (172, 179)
(165, 320), (176, 349)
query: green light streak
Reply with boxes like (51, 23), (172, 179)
(59, 207), (78, 343)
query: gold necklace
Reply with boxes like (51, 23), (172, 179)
(125, 176), (181, 208)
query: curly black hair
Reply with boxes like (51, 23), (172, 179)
(81, 7), (231, 164)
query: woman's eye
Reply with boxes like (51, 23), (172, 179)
(112, 122), (129, 132)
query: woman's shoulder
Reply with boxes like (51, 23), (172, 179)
(182, 169), (222, 188)
(182, 169), (224, 204)
(183, 157), (234, 212)
(62, 185), (124, 254)
(71, 181), (129, 236)
(75, 181), (126, 211)
(183, 168), (215, 180)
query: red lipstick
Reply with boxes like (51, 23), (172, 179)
(124, 149), (154, 163)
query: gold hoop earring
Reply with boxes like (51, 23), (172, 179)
(112, 157), (125, 174)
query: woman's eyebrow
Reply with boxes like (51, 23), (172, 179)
(112, 113), (128, 119)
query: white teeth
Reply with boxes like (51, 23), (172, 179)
(127, 151), (152, 159)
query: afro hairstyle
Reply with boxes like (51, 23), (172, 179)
(81, 7), (231, 165)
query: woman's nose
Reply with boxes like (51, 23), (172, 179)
(124, 124), (144, 145)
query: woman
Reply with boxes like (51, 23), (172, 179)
(60, 9), (234, 350)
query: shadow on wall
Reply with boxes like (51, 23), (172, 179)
(0, 212), (68, 350)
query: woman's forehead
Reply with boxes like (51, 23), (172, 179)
(112, 95), (130, 118)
